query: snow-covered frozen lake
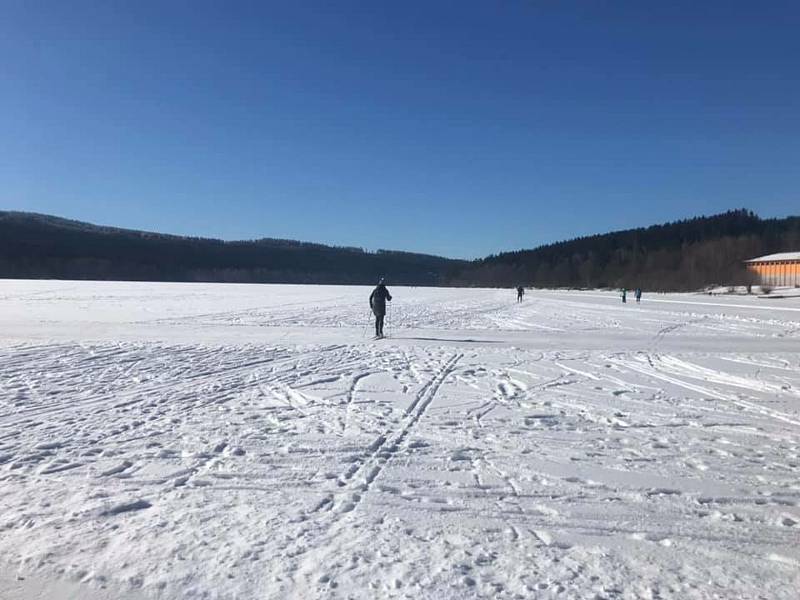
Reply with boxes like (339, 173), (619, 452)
(1, 280), (798, 599)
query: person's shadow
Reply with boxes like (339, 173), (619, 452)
(390, 336), (502, 344)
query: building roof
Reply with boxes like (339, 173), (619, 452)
(744, 251), (800, 263)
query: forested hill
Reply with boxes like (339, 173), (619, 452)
(451, 210), (800, 290)
(2, 209), (799, 289)
(0, 212), (465, 285)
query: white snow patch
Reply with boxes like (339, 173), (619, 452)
(0, 281), (798, 599)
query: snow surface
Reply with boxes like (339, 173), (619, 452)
(0, 280), (799, 599)
(744, 252), (800, 262)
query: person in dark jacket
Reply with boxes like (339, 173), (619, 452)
(516, 286), (525, 302)
(369, 278), (392, 338)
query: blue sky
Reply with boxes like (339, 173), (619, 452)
(2, 1), (798, 258)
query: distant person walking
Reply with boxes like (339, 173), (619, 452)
(635, 288), (642, 303)
(516, 286), (525, 302)
(621, 288), (627, 303)
(369, 278), (392, 338)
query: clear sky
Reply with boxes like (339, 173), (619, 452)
(2, 1), (798, 258)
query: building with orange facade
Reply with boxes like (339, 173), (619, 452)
(745, 252), (800, 287)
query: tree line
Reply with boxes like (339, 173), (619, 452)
(1, 209), (798, 290)
(451, 210), (800, 290)
(0, 212), (465, 285)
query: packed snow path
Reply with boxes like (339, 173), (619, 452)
(0, 281), (798, 599)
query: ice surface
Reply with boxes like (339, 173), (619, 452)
(0, 280), (798, 599)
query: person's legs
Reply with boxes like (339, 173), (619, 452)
(377, 314), (385, 336)
(375, 314), (381, 336)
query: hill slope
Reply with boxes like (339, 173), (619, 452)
(0, 212), (465, 285)
(2, 209), (798, 289)
(451, 209), (800, 290)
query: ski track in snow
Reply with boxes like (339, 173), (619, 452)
(0, 281), (799, 599)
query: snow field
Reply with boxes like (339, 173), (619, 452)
(0, 280), (798, 599)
